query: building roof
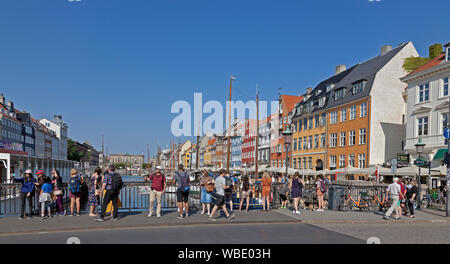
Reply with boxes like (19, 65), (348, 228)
(281, 94), (303, 113)
(407, 52), (446, 76)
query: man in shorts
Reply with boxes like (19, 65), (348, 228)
(208, 169), (235, 221)
(174, 164), (190, 219)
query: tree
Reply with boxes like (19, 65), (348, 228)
(403, 56), (430, 73)
(67, 139), (84, 162)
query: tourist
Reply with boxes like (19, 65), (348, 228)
(290, 172), (304, 214)
(145, 165), (166, 218)
(96, 165), (123, 222)
(13, 169), (35, 219)
(278, 175), (289, 209)
(174, 164), (190, 219)
(224, 173), (234, 213)
(406, 180), (419, 218)
(315, 174), (326, 212)
(384, 177), (402, 220)
(261, 172), (272, 211)
(69, 168), (83, 216)
(34, 170), (45, 203)
(239, 175), (251, 212)
(88, 168), (102, 217)
(51, 169), (65, 216)
(200, 169), (213, 215)
(208, 169), (234, 221)
(39, 176), (53, 218)
(398, 178), (407, 217)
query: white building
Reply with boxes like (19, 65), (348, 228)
(40, 115), (68, 160)
(401, 42), (450, 167)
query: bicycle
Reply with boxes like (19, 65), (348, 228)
(340, 188), (371, 211)
(371, 191), (390, 212)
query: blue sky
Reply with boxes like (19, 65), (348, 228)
(0, 0), (449, 158)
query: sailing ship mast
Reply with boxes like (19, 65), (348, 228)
(226, 75), (236, 173)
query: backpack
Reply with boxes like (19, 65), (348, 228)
(176, 172), (189, 192)
(69, 175), (81, 194)
(111, 173), (123, 192)
(320, 180), (327, 193)
(225, 176), (233, 190)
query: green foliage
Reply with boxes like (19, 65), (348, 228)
(429, 43), (443, 59)
(402, 56), (430, 73)
(114, 163), (127, 169)
(142, 163), (152, 169)
(67, 139), (84, 162)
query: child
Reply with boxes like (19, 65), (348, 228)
(39, 176), (53, 218)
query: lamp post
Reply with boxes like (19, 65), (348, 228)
(415, 138), (426, 210)
(283, 126), (293, 178)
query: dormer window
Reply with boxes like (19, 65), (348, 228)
(352, 80), (366, 95)
(326, 84), (335, 92)
(334, 88), (346, 101)
(315, 90), (321, 96)
(319, 97), (326, 107)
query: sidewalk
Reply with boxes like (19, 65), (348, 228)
(0, 208), (447, 237)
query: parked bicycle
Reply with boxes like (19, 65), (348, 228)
(340, 188), (371, 211)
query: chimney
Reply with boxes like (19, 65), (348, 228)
(306, 87), (313, 94)
(381, 45), (392, 56)
(54, 115), (62, 124)
(0, 94), (4, 105)
(7, 101), (14, 111)
(335, 64), (347, 75)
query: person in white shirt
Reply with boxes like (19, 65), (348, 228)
(384, 177), (402, 220)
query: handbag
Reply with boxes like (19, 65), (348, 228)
(206, 183), (214, 193)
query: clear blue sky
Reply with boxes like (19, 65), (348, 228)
(0, 0), (448, 159)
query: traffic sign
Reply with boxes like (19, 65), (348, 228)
(444, 127), (450, 139)
(414, 157), (427, 166)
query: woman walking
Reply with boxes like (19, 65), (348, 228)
(239, 175), (251, 212)
(290, 172), (304, 214)
(88, 168), (102, 217)
(69, 168), (83, 216)
(261, 172), (272, 211)
(315, 174), (326, 212)
(200, 169), (213, 216)
(51, 169), (65, 216)
(13, 169), (35, 219)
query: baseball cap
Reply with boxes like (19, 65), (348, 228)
(25, 169), (32, 174)
(156, 166), (162, 170)
(36, 170), (44, 175)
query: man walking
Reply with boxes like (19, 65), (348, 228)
(174, 164), (190, 219)
(209, 169), (235, 221)
(146, 166), (166, 218)
(384, 177), (402, 220)
(96, 165), (123, 222)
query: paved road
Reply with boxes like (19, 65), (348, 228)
(0, 223), (364, 244)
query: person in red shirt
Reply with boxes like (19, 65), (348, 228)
(145, 166), (166, 218)
(397, 178), (407, 217)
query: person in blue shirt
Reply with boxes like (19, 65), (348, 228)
(12, 169), (35, 219)
(39, 176), (53, 218)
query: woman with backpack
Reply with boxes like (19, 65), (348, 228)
(239, 175), (251, 212)
(290, 172), (304, 214)
(261, 172), (272, 211)
(315, 174), (326, 212)
(51, 169), (65, 216)
(200, 169), (213, 216)
(88, 168), (102, 217)
(69, 168), (84, 216)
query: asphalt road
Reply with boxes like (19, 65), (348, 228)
(0, 223), (364, 244)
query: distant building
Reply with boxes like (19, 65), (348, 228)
(40, 115), (68, 160)
(110, 153), (145, 168)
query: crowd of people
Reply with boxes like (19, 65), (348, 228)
(384, 177), (420, 220)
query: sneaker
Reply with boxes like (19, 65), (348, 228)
(147, 212), (153, 217)
(26, 216), (32, 219)
(383, 214), (390, 220)
(18, 217), (23, 220)
(227, 214), (235, 220)
(95, 217), (104, 222)
(208, 217), (217, 222)
(295, 211), (301, 215)
(177, 215), (184, 220)
(185, 213), (189, 218)
(293, 210), (296, 214)
(76, 213), (80, 217)
(157, 213), (161, 218)
(112, 217), (119, 221)
(200, 211), (205, 215)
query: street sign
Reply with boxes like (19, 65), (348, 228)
(444, 127), (450, 139)
(414, 157), (427, 166)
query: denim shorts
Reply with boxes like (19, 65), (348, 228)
(201, 188), (212, 204)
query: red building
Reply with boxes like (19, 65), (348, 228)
(241, 119), (257, 167)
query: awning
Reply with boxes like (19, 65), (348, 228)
(433, 148), (448, 160)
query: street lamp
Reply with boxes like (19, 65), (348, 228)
(415, 138), (426, 210)
(283, 126), (293, 179)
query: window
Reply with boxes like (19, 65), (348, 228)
(340, 131), (346, 146)
(309, 116), (313, 129)
(298, 158), (302, 169)
(348, 154), (355, 167)
(350, 106), (356, 120)
(303, 136), (308, 149)
(319, 97), (326, 107)
(293, 138), (297, 151)
(308, 157), (312, 169)
(326, 83), (335, 92)
(314, 134), (319, 148)
(308, 136), (312, 149)
(358, 154), (366, 168)
(315, 115), (320, 127)
(298, 119), (302, 132)
(298, 138), (302, 150)
(442, 113), (449, 133)
(321, 133), (326, 148)
(303, 158), (307, 169)
(417, 117), (429, 136)
(340, 108), (347, 122)
(349, 130), (356, 146)
(360, 103), (367, 117)
(303, 118), (307, 130)
(330, 111), (338, 124)
(293, 158), (297, 169)
(359, 128), (367, 145)
(329, 156), (336, 168)
(329, 133), (337, 148)
(443, 77), (449, 97)
(418, 83), (430, 103)
(334, 88), (346, 101)
(352, 81), (365, 95)
(321, 113), (326, 126)
(339, 155), (346, 168)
